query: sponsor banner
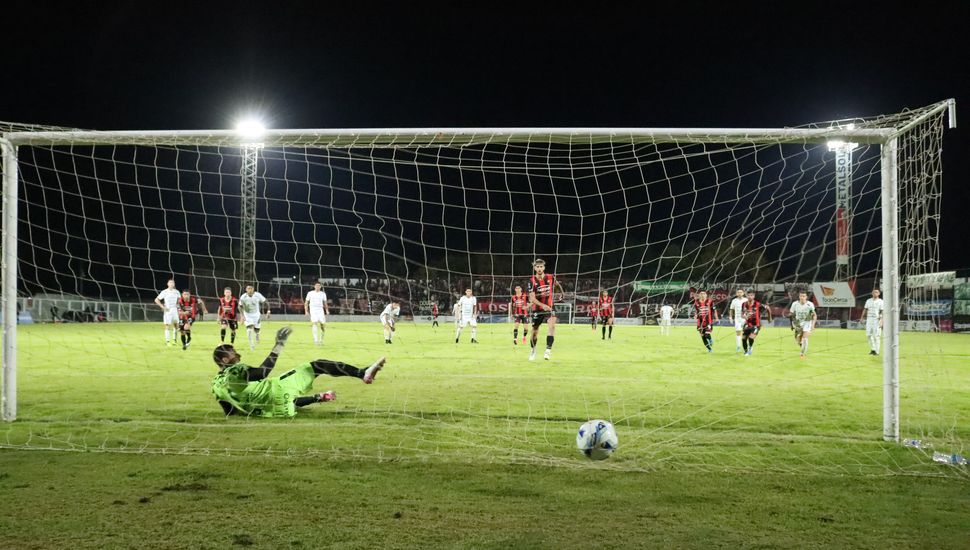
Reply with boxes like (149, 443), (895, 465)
(817, 319), (841, 328)
(906, 300), (952, 317)
(899, 320), (935, 332)
(954, 300), (970, 316)
(811, 282), (855, 308)
(907, 271), (955, 289)
(939, 319), (953, 333)
(633, 280), (691, 293)
(847, 320), (866, 330)
(952, 321), (970, 333)
(955, 283), (970, 301)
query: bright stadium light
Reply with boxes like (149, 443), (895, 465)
(827, 123), (858, 151)
(235, 117), (267, 140)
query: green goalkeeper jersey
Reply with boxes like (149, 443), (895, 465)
(211, 363), (277, 416)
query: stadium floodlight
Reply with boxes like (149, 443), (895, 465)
(827, 124), (859, 151)
(235, 117), (267, 141)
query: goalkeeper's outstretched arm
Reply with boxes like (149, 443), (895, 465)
(246, 326), (293, 381)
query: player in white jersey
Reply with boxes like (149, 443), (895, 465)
(658, 303), (674, 336)
(380, 302), (401, 344)
(862, 288), (884, 356)
(728, 289), (748, 352)
(455, 288), (479, 344)
(788, 291), (817, 358)
(304, 281), (330, 346)
(154, 278), (181, 347)
(452, 300), (461, 329)
(239, 284), (269, 350)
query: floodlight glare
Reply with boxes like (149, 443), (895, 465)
(235, 118), (266, 139)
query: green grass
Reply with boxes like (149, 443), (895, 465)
(2, 321), (969, 548)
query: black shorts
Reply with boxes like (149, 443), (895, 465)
(531, 310), (556, 329)
(513, 314), (528, 324)
(221, 319), (238, 330)
(696, 323), (712, 335)
(743, 325), (760, 337)
(599, 315), (612, 325)
(179, 317), (195, 330)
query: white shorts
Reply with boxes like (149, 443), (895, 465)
(309, 309), (326, 324)
(734, 317), (746, 331)
(866, 322), (881, 337)
(459, 318), (478, 329)
(163, 309), (179, 325)
(660, 318), (671, 326)
(796, 321), (813, 334)
(243, 313), (261, 328)
(381, 317), (394, 327)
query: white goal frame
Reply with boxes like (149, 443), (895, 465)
(1, 100), (957, 443)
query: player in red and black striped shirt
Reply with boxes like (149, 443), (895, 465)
(177, 290), (198, 350)
(741, 290), (772, 356)
(218, 287), (239, 344)
(693, 290), (717, 352)
(509, 285), (530, 345)
(598, 290), (615, 340)
(526, 258), (563, 361)
(431, 302), (439, 328)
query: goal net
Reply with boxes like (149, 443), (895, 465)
(1, 101), (963, 476)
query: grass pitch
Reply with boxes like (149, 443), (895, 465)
(1, 321), (968, 548)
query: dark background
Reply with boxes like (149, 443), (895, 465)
(2, 2), (968, 301)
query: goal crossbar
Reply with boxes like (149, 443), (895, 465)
(4, 126), (894, 148)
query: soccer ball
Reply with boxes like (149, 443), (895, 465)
(576, 419), (618, 460)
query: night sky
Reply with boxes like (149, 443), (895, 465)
(4, 2), (969, 276)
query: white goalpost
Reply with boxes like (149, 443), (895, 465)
(0, 100), (958, 462)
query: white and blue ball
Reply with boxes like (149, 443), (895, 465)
(576, 419), (618, 460)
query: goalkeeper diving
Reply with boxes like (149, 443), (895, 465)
(211, 326), (386, 417)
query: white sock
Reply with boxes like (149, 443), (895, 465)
(384, 328), (389, 341)
(165, 327), (171, 343)
(312, 324), (319, 343)
(471, 328), (477, 339)
(455, 328), (462, 340)
(319, 325), (325, 343)
(801, 339), (808, 354)
(736, 335), (742, 348)
(875, 336), (881, 353)
(248, 329), (255, 348)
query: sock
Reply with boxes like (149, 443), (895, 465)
(312, 324), (319, 343)
(736, 335), (742, 348)
(384, 328), (390, 341)
(608, 326), (613, 338)
(742, 338), (749, 351)
(186, 332), (192, 344)
(602, 326), (606, 338)
(230, 331), (236, 344)
(471, 328), (477, 340)
(248, 329), (255, 348)
(748, 338), (755, 350)
(546, 335), (554, 349)
(319, 325), (325, 343)
(220, 328), (226, 342)
(513, 329), (518, 340)
(254, 328), (260, 342)
(703, 335), (712, 350)
(455, 328), (462, 340)
(165, 328), (171, 343)
(180, 333), (186, 345)
(875, 336), (880, 353)
(801, 339), (808, 355)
